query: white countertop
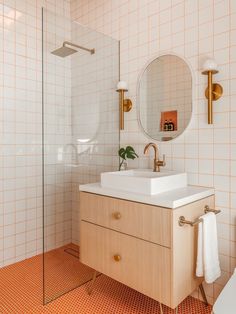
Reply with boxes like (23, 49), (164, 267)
(79, 183), (214, 209)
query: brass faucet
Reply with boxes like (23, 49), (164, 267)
(144, 143), (166, 172)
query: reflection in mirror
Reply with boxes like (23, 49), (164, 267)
(138, 54), (192, 141)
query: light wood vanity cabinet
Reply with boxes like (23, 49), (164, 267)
(80, 192), (171, 247)
(80, 192), (215, 309)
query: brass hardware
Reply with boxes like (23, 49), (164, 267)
(159, 302), (164, 314)
(204, 205), (221, 214)
(202, 69), (223, 124)
(179, 216), (203, 227)
(113, 254), (121, 262)
(123, 99), (132, 112)
(51, 41), (95, 57)
(113, 212), (121, 220)
(144, 143), (166, 172)
(199, 283), (208, 306)
(156, 155), (166, 170)
(87, 271), (97, 295)
(205, 83), (223, 101)
(179, 205), (221, 227)
(117, 89), (132, 130)
(62, 41), (95, 55)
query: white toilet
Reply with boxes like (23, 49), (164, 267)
(213, 269), (236, 314)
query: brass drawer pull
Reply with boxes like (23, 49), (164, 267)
(113, 254), (121, 262)
(113, 212), (121, 220)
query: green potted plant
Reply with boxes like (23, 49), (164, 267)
(118, 146), (138, 170)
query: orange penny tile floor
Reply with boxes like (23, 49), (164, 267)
(0, 244), (213, 314)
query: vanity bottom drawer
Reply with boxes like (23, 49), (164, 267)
(80, 221), (171, 306)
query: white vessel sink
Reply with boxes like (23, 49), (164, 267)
(101, 169), (187, 195)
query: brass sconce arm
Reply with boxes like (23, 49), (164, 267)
(116, 81), (132, 130)
(201, 59), (223, 124)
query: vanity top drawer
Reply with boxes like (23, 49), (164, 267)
(80, 221), (171, 306)
(80, 192), (171, 248)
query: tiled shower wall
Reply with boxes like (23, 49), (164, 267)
(70, 25), (119, 244)
(43, 7), (72, 253)
(71, 0), (236, 304)
(0, 0), (72, 267)
(0, 0), (119, 268)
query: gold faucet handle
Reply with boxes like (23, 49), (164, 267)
(158, 154), (166, 167)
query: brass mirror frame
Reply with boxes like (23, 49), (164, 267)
(136, 52), (194, 143)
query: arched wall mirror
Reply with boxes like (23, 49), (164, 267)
(137, 54), (193, 142)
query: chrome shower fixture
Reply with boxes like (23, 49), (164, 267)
(51, 41), (95, 57)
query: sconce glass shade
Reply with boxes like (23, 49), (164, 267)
(202, 59), (218, 74)
(117, 81), (128, 90)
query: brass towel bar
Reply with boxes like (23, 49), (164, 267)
(179, 205), (221, 227)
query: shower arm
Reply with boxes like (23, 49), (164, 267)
(63, 41), (95, 55)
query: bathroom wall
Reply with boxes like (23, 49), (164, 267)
(71, 0), (236, 304)
(70, 24), (119, 244)
(0, 0), (119, 267)
(0, 0), (72, 267)
(43, 7), (73, 253)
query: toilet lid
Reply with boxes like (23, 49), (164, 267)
(213, 269), (236, 314)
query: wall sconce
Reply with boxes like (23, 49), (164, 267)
(201, 59), (223, 124)
(116, 81), (132, 130)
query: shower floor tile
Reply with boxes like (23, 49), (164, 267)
(0, 245), (212, 314)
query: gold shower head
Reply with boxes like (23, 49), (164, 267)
(51, 41), (95, 58)
(51, 45), (77, 58)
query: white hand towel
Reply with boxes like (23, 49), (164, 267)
(196, 212), (221, 284)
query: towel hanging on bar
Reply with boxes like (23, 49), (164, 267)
(196, 212), (221, 284)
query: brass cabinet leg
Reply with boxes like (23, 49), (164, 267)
(159, 302), (163, 314)
(87, 271), (97, 295)
(199, 283), (208, 305)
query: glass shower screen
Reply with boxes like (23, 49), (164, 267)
(42, 8), (119, 304)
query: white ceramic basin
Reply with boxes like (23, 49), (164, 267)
(101, 169), (187, 195)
